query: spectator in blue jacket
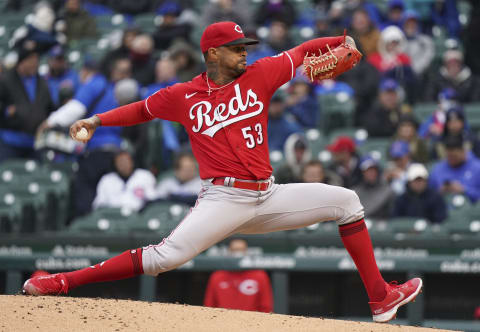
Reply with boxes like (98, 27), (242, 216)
(267, 93), (302, 151)
(285, 75), (318, 128)
(44, 45), (80, 107)
(41, 57), (135, 216)
(429, 135), (480, 203)
(431, 105), (480, 160)
(392, 163), (447, 223)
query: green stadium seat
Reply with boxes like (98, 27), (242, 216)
(134, 13), (158, 34)
(269, 150), (284, 173)
(387, 217), (432, 234)
(356, 138), (391, 165)
(318, 93), (355, 134)
(0, 159), (40, 175)
(139, 201), (190, 230)
(0, 185), (43, 233)
(69, 207), (138, 233)
(413, 103), (437, 122)
(304, 128), (327, 160)
(328, 127), (368, 143)
(0, 191), (23, 233)
(464, 103), (480, 132)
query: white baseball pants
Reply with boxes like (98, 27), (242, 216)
(142, 181), (364, 276)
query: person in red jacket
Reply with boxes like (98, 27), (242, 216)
(204, 239), (273, 313)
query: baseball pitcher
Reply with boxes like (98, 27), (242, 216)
(23, 21), (422, 323)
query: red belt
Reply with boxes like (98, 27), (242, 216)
(212, 177), (272, 191)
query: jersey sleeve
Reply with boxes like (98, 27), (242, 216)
(254, 51), (296, 95)
(144, 84), (183, 123)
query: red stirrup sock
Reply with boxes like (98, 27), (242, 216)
(339, 219), (386, 302)
(64, 248), (144, 290)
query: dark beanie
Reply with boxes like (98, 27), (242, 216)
(16, 39), (38, 64)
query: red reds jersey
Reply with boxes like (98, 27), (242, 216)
(97, 36), (343, 179)
(145, 52), (296, 180)
(203, 270), (273, 313)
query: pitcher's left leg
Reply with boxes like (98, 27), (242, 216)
(238, 183), (422, 323)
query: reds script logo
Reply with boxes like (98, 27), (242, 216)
(189, 84), (264, 138)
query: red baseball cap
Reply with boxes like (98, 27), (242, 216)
(327, 136), (356, 153)
(200, 21), (258, 53)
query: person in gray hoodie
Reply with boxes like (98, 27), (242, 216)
(353, 156), (395, 219)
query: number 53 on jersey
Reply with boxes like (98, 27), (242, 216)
(241, 123), (264, 149)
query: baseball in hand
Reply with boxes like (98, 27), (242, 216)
(76, 127), (89, 140)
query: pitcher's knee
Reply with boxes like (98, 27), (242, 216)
(336, 188), (364, 226)
(141, 240), (195, 276)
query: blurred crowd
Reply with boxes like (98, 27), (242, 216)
(1, 0), (480, 225)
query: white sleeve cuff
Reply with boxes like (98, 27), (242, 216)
(47, 99), (87, 127)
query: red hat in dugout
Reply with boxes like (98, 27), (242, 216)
(200, 21), (259, 53)
(327, 136), (356, 153)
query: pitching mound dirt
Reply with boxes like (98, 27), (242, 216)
(0, 295), (453, 332)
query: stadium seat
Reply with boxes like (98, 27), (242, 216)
(0, 190), (23, 233)
(134, 13), (158, 34)
(318, 93), (355, 134)
(413, 103), (437, 123)
(69, 207), (137, 233)
(304, 128), (326, 160)
(356, 137), (391, 167)
(387, 217), (432, 234)
(0, 185), (43, 233)
(464, 103), (480, 131)
(327, 127), (368, 143)
(0, 159), (40, 175)
(139, 201), (189, 231)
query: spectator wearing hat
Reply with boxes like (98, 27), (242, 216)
(368, 25), (410, 74)
(285, 75), (319, 128)
(367, 25), (417, 102)
(381, 0), (406, 29)
(393, 114), (429, 163)
(0, 40), (55, 162)
(275, 133), (312, 184)
(44, 45), (80, 107)
(267, 93), (302, 152)
(365, 78), (404, 137)
(431, 105), (480, 160)
(392, 163), (447, 223)
(384, 140), (411, 195)
(352, 156), (394, 219)
(9, 2), (60, 55)
(58, 0), (97, 42)
(402, 10), (435, 78)
(424, 49), (480, 103)
(349, 7), (380, 57)
(429, 135), (480, 202)
(418, 87), (460, 140)
(153, 1), (192, 50)
(327, 136), (362, 188)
